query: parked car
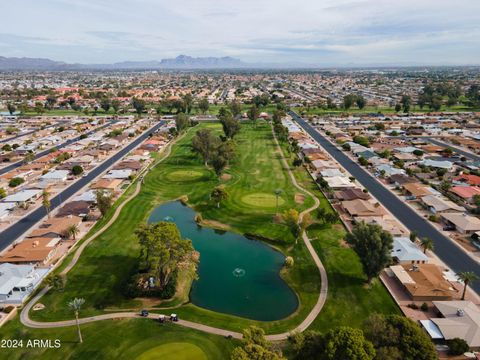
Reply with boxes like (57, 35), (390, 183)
(140, 310), (149, 317)
(170, 313), (178, 322)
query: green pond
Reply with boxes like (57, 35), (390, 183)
(148, 201), (298, 321)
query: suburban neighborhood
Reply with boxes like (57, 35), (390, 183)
(0, 1), (480, 359)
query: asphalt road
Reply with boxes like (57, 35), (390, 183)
(0, 124), (56, 144)
(0, 120), (164, 252)
(426, 137), (480, 162)
(0, 122), (113, 176)
(289, 110), (480, 293)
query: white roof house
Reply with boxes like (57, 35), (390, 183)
(324, 176), (352, 189)
(2, 189), (42, 204)
(320, 169), (344, 177)
(74, 190), (97, 203)
(376, 164), (405, 177)
(394, 146), (419, 153)
(103, 169), (132, 179)
(40, 170), (69, 183)
(391, 237), (429, 264)
(0, 263), (49, 304)
(0, 203), (15, 220)
(421, 159), (453, 170)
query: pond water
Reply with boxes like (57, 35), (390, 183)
(148, 201), (298, 321)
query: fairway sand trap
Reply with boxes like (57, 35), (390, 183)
(295, 193), (305, 204)
(135, 343), (207, 360)
(241, 192), (285, 208)
(166, 170), (205, 181)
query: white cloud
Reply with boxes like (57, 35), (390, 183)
(0, 0), (479, 65)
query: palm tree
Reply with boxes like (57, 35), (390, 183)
(274, 189), (283, 215)
(458, 272), (479, 300)
(68, 298), (85, 343)
(420, 237), (434, 254)
(67, 224), (80, 240)
(42, 190), (51, 218)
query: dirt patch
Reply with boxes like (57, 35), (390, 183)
(221, 173), (232, 181)
(295, 193), (305, 204)
(273, 214), (283, 224)
(198, 218), (232, 231)
(339, 238), (350, 248)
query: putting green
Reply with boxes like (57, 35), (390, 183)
(166, 170), (205, 181)
(135, 342), (207, 360)
(241, 192), (285, 208)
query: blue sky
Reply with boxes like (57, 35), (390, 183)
(1, 0), (479, 66)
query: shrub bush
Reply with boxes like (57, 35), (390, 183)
(448, 338), (469, 355)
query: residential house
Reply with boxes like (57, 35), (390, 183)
(402, 183), (434, 200)
(420, 195), (465, 214)
(440, 213), (480, 234)
(103, 169), (132, 180)
(341, 199), (385, 218)
(0, 263), (49, 305)
(450, 186), (480, 204)
(391, 237), (429, 264)
(334, 188), (371, 201)
(0, 237), (61, 265)
(2, 189), (42, 206)
(56, 201), (92, 218)
(454, 174), (480, 187)
(376, 164), (405, 177)
(389, 264), (457, 301)
(27, 216), (82, 239)
(90, 178), (122, 192)
(39, 170), (69, 184)
(425, 301), (480, 347)
(420, 159), (453, 170)
(112, 160), (142, 172)
(320, 169), (343, 177)
(323, 176), (352, 189)
(388, 173), (416, 187)
(0, 203), (15, 220)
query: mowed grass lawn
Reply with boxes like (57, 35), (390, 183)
(29, 120), (319, 332)
(282, 143), (400, 331)
(0, 317), (236, 360)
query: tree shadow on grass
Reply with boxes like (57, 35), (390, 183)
(63, 254), (139, 311)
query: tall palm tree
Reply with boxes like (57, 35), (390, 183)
(67, 224), (80, 240)
(458, 272), (479, 300)
(420, 237), (434, 254)
(68, 298), (85, 343)
(274, 189), (283, 215)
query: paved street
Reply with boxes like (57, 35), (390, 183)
(0, 122), (113, 176)
(0, 124), (56, 144)
(425, 137), (480, 162)
(289, 110), (480, 293)
(0, 120), (164, 252)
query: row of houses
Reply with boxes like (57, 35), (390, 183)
(0, 120), (173, 307)
(290, 115), (480, 348)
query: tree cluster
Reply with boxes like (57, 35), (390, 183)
(231, 326), (285, 360)
(191, 128), (236, 177)
(346, 222), (393, 284)
(343, 94), (367, 110)
(134, 222), (195, 294)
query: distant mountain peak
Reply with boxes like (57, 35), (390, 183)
(0, 55), (245, 70)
